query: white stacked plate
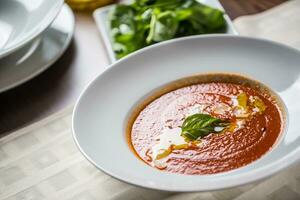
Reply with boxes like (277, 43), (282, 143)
(0, 0), (75, 93)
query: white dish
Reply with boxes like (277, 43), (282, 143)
(93, 0), (238, 63)
(0, 0), (64, 59)
(0, 4), (75, 93)
(73, 35), (300, 192)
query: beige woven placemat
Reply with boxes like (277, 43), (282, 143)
(234, 0), (300, 50)
(1, 1), (300, 199)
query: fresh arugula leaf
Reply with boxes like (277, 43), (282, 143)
(181, 114), (229, 140)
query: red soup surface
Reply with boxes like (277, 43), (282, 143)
(128, 75), (284, 175)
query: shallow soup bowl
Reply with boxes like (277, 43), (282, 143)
(72, 35), (300, 192)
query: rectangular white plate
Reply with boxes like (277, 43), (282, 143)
(93, 0), (238, 63)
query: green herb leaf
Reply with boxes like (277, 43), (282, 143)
(146, 10), (178, 43)
(181, 114), (229, 140)
(109, 5), (146, 59)
(109, 0), (227, 59)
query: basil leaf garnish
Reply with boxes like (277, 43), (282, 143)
(181, 114), (229, 140)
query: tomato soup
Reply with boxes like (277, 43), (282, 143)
(128, 74), (285, 175)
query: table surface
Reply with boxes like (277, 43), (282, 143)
(0, 0), (286, 137)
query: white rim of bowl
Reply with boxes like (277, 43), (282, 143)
(72, 34), (300, 192)
(0, 0), (64, 58)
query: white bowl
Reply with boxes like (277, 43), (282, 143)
(0, 0), (64, 59)
(73, 35), (300, 192)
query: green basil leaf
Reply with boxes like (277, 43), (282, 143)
(146, 10), (178, 43)
(181, 114), (229, 140)
(109, 0), (227, 59)
(109, 5), (145, 59)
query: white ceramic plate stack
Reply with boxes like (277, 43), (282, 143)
(0, 0), (75, 93)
